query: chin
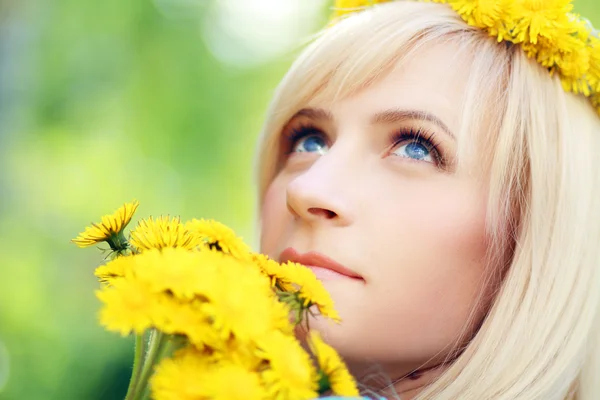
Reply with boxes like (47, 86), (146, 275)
(304, 312), (358, 350)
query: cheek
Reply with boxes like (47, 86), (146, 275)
(360, 176), (488, 272)
(321, 179), (492, 367)
(376, 181), (488, 287)
(259, 179), (289, 259)
(366, 182), (490, 345)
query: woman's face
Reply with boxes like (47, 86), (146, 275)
(260, 43), (496, 382)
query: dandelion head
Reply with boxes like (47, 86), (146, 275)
(151, 346), (266, 400)
(307, 331), (359, 396)
(71, 200), (139, 253)
(259, 331), (318, 400)
(96, 278), (157, 336)
(130, 216), (199, 252)
(185, 219), (252, 261)
(283, 262), (341, 322)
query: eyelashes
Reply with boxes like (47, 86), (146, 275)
(282, 123), (446, 167)
(389, 127), (444, 166)
(285, 123), (324, 152)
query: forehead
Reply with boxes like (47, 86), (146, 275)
(311, 41), (473, 136)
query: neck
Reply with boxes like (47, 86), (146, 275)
(356, 362), (451, 399)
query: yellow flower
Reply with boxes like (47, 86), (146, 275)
(451, 0), (516, 40)
(201, 363), (266, 400)
(592, 93), (600, 115)
(130, 216), (198, 252)
(154, 297), (204, 334)
(558, 50), (591, 94)
(96, 278), (158, 335)
(524, 36), (562, 69)
(96, 250), (222, 338)
(588, 36), (600, 92)
(151, 347), (266, 400)
(332, 0), (390, 18)
(512, 0), (574, 44)
(96, 247), (293, 346)
(253, 255), (340, 321)
(152, 296), (224, 351)
(201, 255), (292, 342)
(150, 346), (212, 400)
(185, 219), (252, 261)
(252, 254), (297, 291)
(214, 338), (265, 371)
(307, 331), (359, 396)
(148, 251), (280, 344)
(283, 262), (341, 322)
(72, 200), (139, 252)
(328, 0), (600, 114)
(259, 331), (318, 400)
(94, 255), (133, 284)
(129, 248), (218, 301)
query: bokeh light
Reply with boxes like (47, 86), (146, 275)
(202, 0), (326, 67)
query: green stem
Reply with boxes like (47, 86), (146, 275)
(124, 331), (186, 400)
(124, 333), (147, 400)
(316, 370), (332, 395)
(138, 335), (186, 400)
(132, 330), (164, 400)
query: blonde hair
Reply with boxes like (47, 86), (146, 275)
(254, 2), (600, 399)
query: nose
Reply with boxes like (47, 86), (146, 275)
(285, 152), (355, 226)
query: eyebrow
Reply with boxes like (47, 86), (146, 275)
(291, 107), (456, 141)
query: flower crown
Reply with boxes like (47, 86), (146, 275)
(332, 0), (600, 116)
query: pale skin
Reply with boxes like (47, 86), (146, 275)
(260, 43), (501, 399)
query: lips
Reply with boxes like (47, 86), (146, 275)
(279, 247), (364, 281)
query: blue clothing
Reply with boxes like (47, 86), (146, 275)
(318, 397), (387, 400)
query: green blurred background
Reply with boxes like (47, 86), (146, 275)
(0, 1), (598, 399)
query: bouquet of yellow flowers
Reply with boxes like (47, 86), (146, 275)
(72, 201), (359, 400)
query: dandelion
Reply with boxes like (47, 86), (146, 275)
(283, 262), (341, 322)
(130, 216), (198, 252)
(77, 202), (353, 400)
(215, 338), (265, 371)
(150, 347), (212, 400)
(148, 294), (217, 349)
(200, 363), (266, 400)
(252, 253), (297, 291)
(327, 0), (600, 116)
(513, 0), (574, 44)
(308, 331), (359, 396)
(153, 297), (204, 334)
(96, 278), (158, 335)
(94, 254), (133, 284)
(185, 218), (252, 260)
(451, 0), (516, 39)
(259, 331), (318, 400)
(152, 347), (266, 400)
(150, 295), (227, 351)
(590, 37), (600, 91)
(111, 248), (294, 344)
(72, 200), (139, 253)
(175, 312), (224, 351)
(253, 255), (340, 321)
(128, 248), (218, 301)
(201, 256), (292, 342)
(332, 0), (389, 18)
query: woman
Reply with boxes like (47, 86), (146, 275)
(255, 1), (600, 399)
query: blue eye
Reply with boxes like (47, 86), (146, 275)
(292, 134), (329, 155)
(390, 128), (439, 164)
(393, 141), (433, 162)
